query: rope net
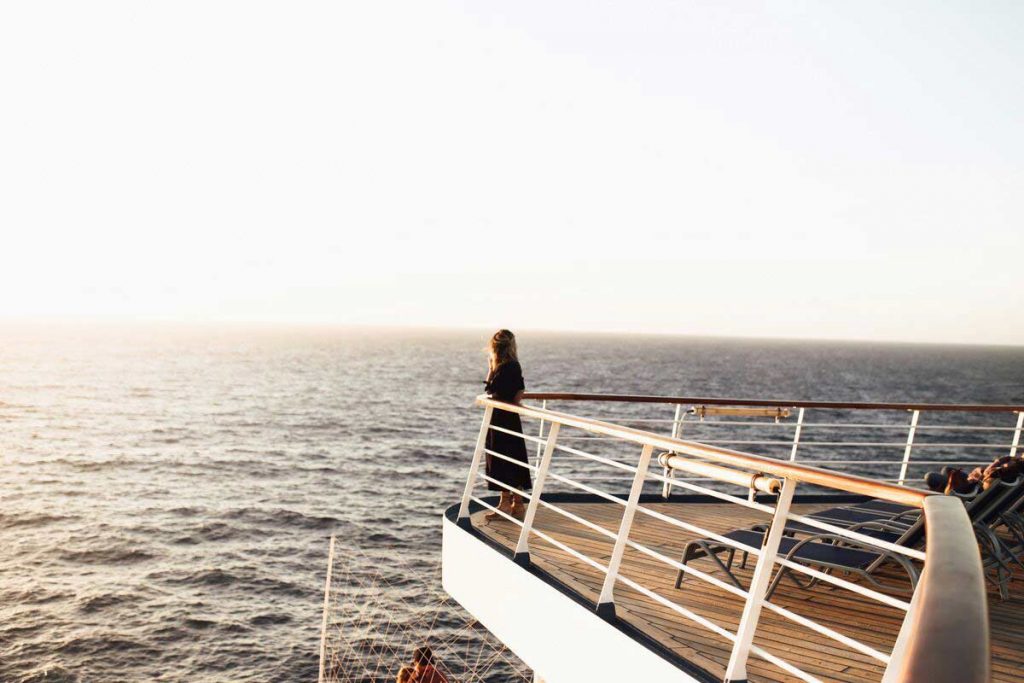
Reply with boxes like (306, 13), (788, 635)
(320, 540), (533, 683)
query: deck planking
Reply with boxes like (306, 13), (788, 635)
(471, 501), (1024, 683)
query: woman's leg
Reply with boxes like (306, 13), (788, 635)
(486, 491), (514, 520)
(510, 493), (525, 519)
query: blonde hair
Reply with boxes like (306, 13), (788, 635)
(396, 666), (415, 683)
(488, 329), (518, 369)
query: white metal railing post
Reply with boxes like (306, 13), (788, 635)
(1009, 411), (1023, 458)
(724, 476), (798, 683)
(514, 422), (561, 566)
(897, 410), (920, 486)
(662, 404), (684, 498)
(458, 405), (494, 525)
(671, 403), (684, 439)
(788, 407), (805, 461)
(596, 444), (654, 618)
(536, 399), (547, 462)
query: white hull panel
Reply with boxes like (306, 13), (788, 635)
(442, 515), (701, 683)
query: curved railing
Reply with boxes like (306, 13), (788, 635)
(456, 395), (994, 683)
(882, 495), (990, 683)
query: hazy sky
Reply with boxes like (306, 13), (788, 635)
(2, 2), (1021, 344)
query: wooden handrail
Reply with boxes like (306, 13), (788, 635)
(884, 496), (989, 683)
(523, 392), (1024, 413)
(477, 396), (932, 507)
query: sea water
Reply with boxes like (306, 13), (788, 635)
(1, 325), (1022, 681)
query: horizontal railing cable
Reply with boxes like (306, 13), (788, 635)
(544, 471), (628, 505)
(633, 504), (762, 557)
(488, 424), (548, 446)
(483, 448), (538, 472)
(553, 443), (640, 474)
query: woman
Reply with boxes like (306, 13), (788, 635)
(483, 329), (531, 520)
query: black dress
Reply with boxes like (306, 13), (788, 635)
(484, 360), (532, 492)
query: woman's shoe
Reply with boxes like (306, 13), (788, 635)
(485, 497), (514, 521)
(510, 501), (527, 520)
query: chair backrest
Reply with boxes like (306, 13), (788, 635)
(895, 505), (930, 548)
(899, 479), (1019, 549)
(968, 476), (1023, 528)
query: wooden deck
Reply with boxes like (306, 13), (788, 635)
(471, 500), (1024, 683)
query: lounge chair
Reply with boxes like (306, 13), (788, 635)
(674, 478), (1022, 599)
(673, 528), (919, 598)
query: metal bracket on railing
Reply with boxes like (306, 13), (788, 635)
(747, 472), (780, 503)
(663, 405), (686, 499)
(749, 472), (781, 495)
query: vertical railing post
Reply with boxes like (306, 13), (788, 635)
(663, 404), (684, 498)
(597, 444), (654, 619)
(535, 399), (547, 463)
(788, 407), (805, 461)
(1009, 411), (1023, 459)
(670, 403), (684, 439)
(898, 410), (920, 486)
(724, 477), (797, 683)
(514, 422), (561, 566)
(457, 405), (494, 527)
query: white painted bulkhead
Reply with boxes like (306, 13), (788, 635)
(441, 515), (701, 683)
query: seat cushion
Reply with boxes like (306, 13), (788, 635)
(724, 529), (881, 570)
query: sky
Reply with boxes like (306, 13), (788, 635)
(1, 1), (1021, 344)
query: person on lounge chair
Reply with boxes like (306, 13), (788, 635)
(923, 455), (1023, 493)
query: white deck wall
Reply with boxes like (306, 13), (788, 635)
(442, 516), (701, 683)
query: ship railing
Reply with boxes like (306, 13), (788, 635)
(456, 396), (990, 683)
(523, 393), (1024, 490)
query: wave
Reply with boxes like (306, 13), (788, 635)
(249, 613), (292, 627)
(59, 547), (156, 565)
(0, 512), (75, 530)
(222, 507), (343, 531)
(78, 593), (139, 614)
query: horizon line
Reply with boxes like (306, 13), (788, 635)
(1, 315), (1022, 350)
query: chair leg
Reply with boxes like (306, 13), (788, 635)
(765, 565), (786, 599)
(740, 551), (748, 569)
(704, 542), (746, 590)
(726, 547), (736, 571)
(675, 543), (696, 589)
(996, 565), (1010, 601)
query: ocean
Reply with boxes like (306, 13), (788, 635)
(1, 325), (1022, 682)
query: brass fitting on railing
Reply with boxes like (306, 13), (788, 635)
(749, 472), (782, 495)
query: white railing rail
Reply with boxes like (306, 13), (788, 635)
(524, 393), (1024, 492)
(456, 395), (990, 683)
